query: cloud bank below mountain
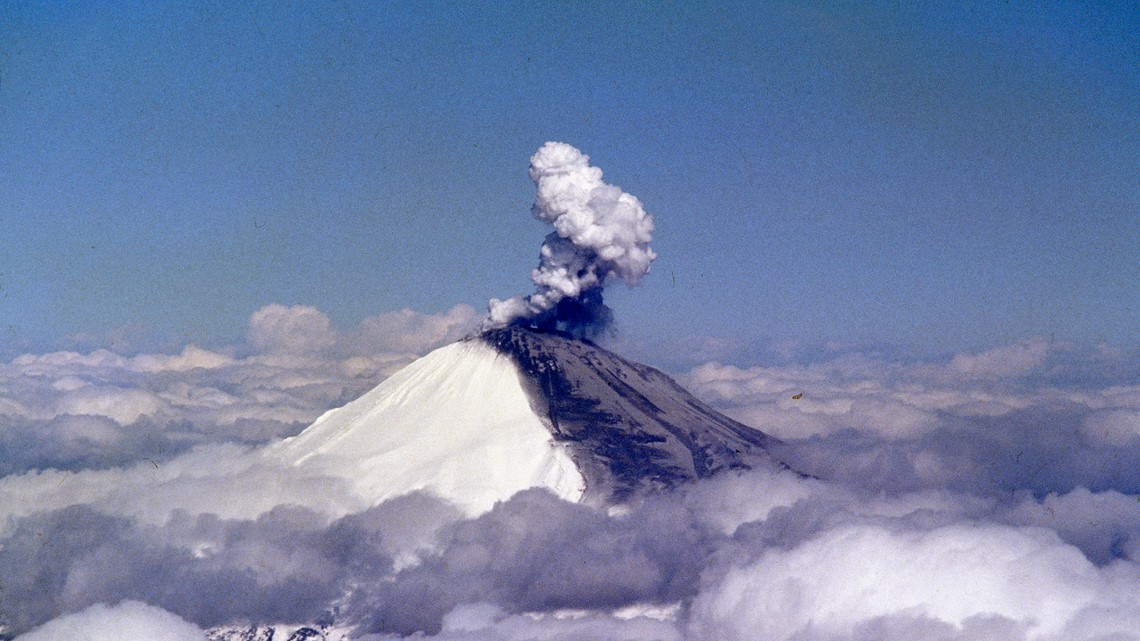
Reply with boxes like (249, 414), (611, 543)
(2, 306), (1137, 640)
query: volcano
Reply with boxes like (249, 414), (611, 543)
(272, 326), (780, 513)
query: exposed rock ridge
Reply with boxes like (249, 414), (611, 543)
(478, 326), (779, 504)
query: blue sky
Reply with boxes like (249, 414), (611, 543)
(1, 1), (1136, 358)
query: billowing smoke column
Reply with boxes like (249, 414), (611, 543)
(484, 142), (655, 338)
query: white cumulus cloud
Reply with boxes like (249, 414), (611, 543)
(248, 304), (337, 356)
(689, 522), (1140, 641)
(355, 304), (479, 355)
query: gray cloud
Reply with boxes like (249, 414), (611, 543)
(686, 338), (1140, 496)
(347, 489), (712, 636)
(0, 305), (488, 477)
(1, 495), (463, 634)
(1, 318), (1137, 640)
(3, 470), (1139, 639)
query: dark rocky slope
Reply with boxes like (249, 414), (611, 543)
(479, 326), (781, 505)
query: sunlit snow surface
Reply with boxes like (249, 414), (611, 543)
(271, 339), (584, 514)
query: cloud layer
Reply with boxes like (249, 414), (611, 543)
(0, 304), (479, 479)
(686, 337), (1140, 496)
(1, 312), (1137, 640)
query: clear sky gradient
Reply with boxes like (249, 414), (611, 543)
(2, 1), (1136, 357)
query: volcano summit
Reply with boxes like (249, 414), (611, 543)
(273, 326), (780, 513)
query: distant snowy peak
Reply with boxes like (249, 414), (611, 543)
(478, 326), (779, 505)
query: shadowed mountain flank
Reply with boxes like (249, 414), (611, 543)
(478, 326), (780, 504)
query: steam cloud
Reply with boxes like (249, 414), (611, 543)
(485, 142), (655, 338)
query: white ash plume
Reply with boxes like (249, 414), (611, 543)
(485, 142), (655, 338)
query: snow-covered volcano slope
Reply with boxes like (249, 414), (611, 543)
(269, 339), (585, 515)
(271, 326), (778, 513)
